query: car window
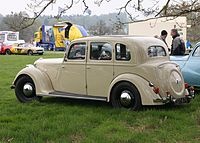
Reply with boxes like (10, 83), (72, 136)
(7, 33), (17, 41)
(90, 42), (112, 60)
(0, 34), (5, 42)
(193, 46), (200, 57)
(115, 43), (131, 61)
(148, 46), (166, 57)
(68, 43), (86, 60)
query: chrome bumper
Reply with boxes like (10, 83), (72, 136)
(154, 88), (195, 104)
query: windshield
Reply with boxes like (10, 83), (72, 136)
(17, 43), (33, 47)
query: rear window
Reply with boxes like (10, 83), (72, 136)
(148, 46), (166, 57)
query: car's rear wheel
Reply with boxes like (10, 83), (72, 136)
(27, 50), (33, 56)
(111, 82), (142, 111)
(5, 49), (11, 55)
(15, 76), (41, 103)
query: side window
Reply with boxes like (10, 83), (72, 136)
(148, 46), (166, 57)
(90, 42), (112, 60)
(68, 43), (86, 60)
(193, 46), (200, 57)
(115, 43), (131, 61)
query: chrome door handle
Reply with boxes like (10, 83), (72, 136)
(86, 66), (91, 69)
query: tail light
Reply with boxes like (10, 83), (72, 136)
(185, 83), (189, 88)
(149, 81), (160, 94)
(153, 87), (160, 94)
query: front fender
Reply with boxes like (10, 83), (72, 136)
(12, 65), (54, 94)
(108, 74), (163, 105)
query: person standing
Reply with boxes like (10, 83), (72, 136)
(159, 30), (168, 47)
(186, 40), (192, 49)
(171, 29), (185, 55)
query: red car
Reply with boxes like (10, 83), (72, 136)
(0, 43), (12, 55)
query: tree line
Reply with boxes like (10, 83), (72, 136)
(0, 12), (128, 42)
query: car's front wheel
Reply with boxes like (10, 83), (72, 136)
(15, 76), (41, 103)
(111, 82), (142, 111)
(27, 50), (33, 56)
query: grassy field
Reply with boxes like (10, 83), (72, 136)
(0, 52), (200, 143)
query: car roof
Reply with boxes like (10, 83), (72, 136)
(69, 35), (169, 64)
(72, 35), (163, 44)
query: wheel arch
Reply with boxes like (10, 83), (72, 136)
(13, 65), (54, 94)
(5, 48), (11, 54)
(27, 49), (33, 54)
(110, 80), (139, 99)
(13, 74), (32, 85)
(108, 74), (163, 105)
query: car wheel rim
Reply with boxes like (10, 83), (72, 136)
(6, 51), (10, 55)
(23, 83), (34, 97)
(120, 90), (134, 107)
(28, 51), (32, 55)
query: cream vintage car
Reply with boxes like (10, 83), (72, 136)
(11, 36), (194, 110)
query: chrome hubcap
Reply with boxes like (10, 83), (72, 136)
(120, 90), (133, 107)
(23, 83), (34, 97)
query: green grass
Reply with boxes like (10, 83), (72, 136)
(0, 52), (200, 143)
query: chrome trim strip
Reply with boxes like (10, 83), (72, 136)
(37, 93), (107, 101)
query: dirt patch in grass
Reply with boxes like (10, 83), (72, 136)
(1, 137), (14, 143)
(70, 133), (84, 143)
(124, 121), (158, 133)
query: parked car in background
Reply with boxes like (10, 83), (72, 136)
(0, 43), (12, 55)
(11, 36), (194, 110)
(171, 42), (200, 89)
(10, 43), (44, 55)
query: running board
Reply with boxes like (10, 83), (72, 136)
(37, 91), (107, 102)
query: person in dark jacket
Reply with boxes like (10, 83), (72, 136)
(159, 30), (168, 47)
(171, 29), (185, 55)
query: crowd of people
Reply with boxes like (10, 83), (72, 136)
(155, 29), (190, 56)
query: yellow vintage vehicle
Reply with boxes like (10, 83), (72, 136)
(34, 22), (88, 51)
(11, 36), (194, 110)
(10, 43), (44, 55)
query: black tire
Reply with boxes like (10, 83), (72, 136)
(15, 76), (41, 103)
(27, 50), (33, 56)
(111, 82), (142, 111)
(5, 49), (11, 55)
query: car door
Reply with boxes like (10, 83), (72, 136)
(13, 44), (22, 54)
(56, 42), (87, 95)
(182, 45), (200, 86)
(86, 41), (114, 97)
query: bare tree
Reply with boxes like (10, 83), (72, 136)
(12, 0), (200, 29)
(1, 12), (41, 41)
(88, 20), (111, 35)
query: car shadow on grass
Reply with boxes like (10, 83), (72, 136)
(143, 103), (191, 111)
(39, 97), (191, 111)
(40, 97), (112, 108)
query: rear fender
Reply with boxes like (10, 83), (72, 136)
(13, 65), (54, 94)
(108, 74), (163, 105)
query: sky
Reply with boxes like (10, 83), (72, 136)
(0, 0), (166, 18)
(0, 0), (125, 16)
